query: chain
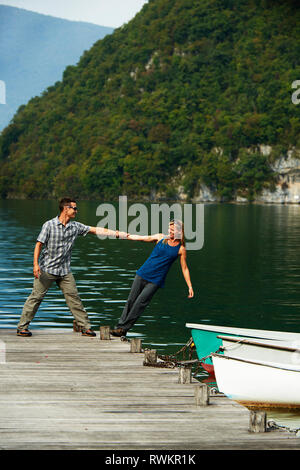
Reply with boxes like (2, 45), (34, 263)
(135, 336), (221, 379)
(157, 337), (195, 364)
(267, 420), (300, 435)
(144, 337), (208, 374)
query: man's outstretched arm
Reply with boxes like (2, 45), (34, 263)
(88, 227), (128, 238)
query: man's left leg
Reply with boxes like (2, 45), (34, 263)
(58, 273), (95, 336)
(17, 271), (56, 335)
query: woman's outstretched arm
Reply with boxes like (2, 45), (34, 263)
(179, 246), (194, 298)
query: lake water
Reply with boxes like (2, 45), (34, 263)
(1, 199), (300, 430)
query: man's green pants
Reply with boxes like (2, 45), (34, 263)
(17, 271), (91, 330)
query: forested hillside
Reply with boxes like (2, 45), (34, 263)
(0, 0), (299, 201)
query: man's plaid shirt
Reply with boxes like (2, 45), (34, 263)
(37, 216), (90, 276)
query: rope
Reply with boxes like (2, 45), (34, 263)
(219, 338), (249, 352)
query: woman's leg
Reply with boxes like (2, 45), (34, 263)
(115, 275), (159, 333)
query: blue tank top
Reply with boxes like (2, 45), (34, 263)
(136, 238), (181, 288)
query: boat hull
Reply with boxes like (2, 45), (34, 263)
(212, 353), (300, 409)
(186, 323), (300, 371)
(219, 335), (300, 366)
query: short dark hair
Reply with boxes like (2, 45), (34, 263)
(59, 197), (76, 213)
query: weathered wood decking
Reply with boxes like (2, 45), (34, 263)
(0, 328), (298, 450)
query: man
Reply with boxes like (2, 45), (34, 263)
(17, 197), (124, 337)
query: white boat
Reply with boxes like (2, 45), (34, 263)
(185, 322), (300, 374)
(212, 353), (300, 409)
(218, 335), (300, 366)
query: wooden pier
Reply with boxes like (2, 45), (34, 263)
(0, 328), (299, 450)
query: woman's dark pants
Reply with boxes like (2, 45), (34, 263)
(116, 275), (159, 332)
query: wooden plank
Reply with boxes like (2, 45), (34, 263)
(0, 329), (298, 450)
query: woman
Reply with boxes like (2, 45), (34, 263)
(110, 220), (194, 337)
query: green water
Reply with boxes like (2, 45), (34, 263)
(1, 199), (300, 351)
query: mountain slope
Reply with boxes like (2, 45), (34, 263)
(0, 0), (299, 201)
(0, 5), (113, 130)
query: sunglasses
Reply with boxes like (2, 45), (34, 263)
(66, 205), (78, 211)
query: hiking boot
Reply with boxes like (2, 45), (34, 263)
(81, 328), (96, 337)
(110, 328), (127, 337)
(17, 329), (32, 337)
